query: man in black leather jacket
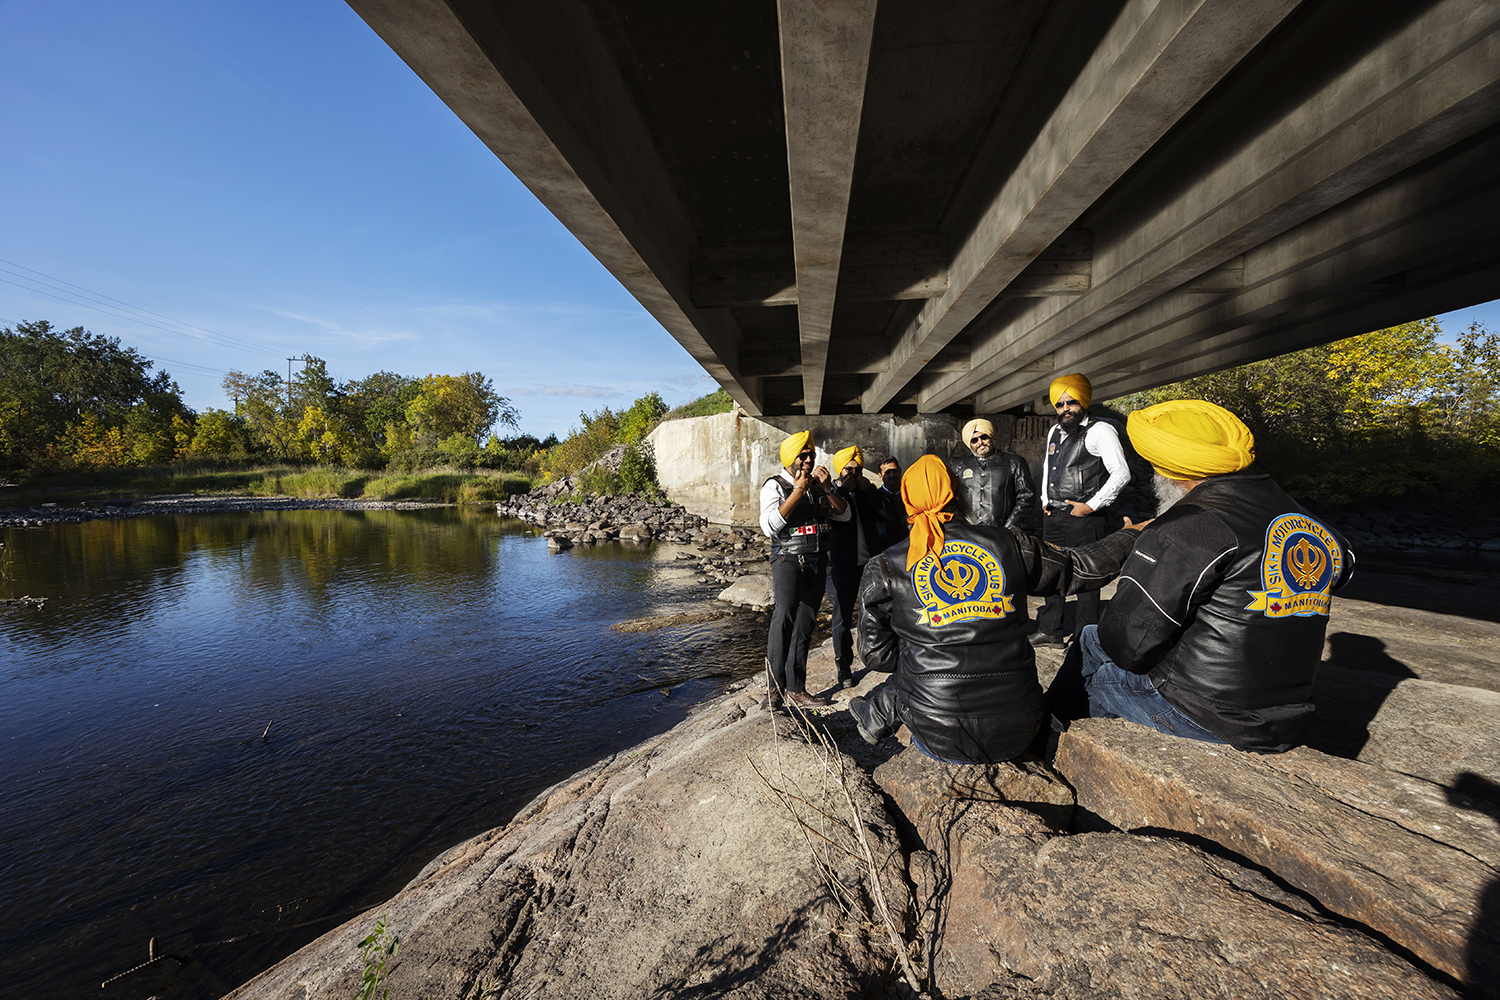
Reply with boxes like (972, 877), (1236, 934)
(848, 455), (1143, 764)
(951, 418), (1039, 533)
(1047, 399), (1354, 753)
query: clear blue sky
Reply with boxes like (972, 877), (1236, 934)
(0, 0), (718, 438)
(2, 2), (1495, 438)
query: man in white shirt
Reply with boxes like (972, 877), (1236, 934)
(759, 430), (850, 709)
(1033, 373), (1131, 648)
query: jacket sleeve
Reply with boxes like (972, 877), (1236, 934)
(1004, 454), (1040, 534)
(856, 557), (899, 673)
(1096, 509), (1239, 675)
(1009, 525), (1138, 598)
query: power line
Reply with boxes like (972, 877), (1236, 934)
(0, 259), (287, 360)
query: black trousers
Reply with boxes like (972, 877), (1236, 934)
(766, 551), (825, 694)
(824, 559), (861, 674)
(1035, 510), (1108, 639)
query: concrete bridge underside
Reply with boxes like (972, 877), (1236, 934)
(348, 0), (1500, 417)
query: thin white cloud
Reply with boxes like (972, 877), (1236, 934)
(513, 384), (622, 398)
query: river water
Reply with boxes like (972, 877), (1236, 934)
(0, 509), (767, 1000)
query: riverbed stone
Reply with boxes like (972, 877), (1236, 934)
(718, 573), (774, 608)
(224, 689), (913, 1000)
(1053, 717), (1499, 982)
(546, 535), (572, 552)
(618, 521), (654, 541)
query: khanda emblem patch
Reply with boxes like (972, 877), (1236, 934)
(911, 540), (1015, 627)
(1246, 514), (1342, 618)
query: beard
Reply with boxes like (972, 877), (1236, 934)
(1153, 472), (1193, 515)
(1056, 410), (1083, 434)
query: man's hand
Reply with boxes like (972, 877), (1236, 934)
(1122, 516), (1154, 530)
(810, 465), (832, 486)
(1067, 500), (1094, 517)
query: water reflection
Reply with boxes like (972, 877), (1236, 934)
(0, 511), (764, 1000)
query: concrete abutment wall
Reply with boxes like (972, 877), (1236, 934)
(647, 410), (1054, 525)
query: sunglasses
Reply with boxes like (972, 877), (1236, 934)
(970, 433), (990, 443)
(1054, 399), (1080, 409)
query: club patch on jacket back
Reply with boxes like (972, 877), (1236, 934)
(1246, 513), (1342, 617)
(911, 540), (1015, 626)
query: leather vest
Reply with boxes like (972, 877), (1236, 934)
(1147, 476), (1350, 749)
(954, 454), (1016, 527)
(1046, 419), (1108, 504)
(765, 476), (830, 556)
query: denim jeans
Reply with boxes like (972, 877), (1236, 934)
(1078, 625), (1227, 744)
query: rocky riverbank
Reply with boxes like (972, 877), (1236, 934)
(223, 567), (1498, 1000)
(0, 495), (448, 527)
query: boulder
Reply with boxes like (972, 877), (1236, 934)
(930, 823), (1459, 1000)
(618, 522), (654, 541)
(719, 574), (774, 608)
(1053, 717), (1498, 982)
(225, 689), (912, 1000)
(873, 747), (1075, 832)
(546, 536), (573, 552)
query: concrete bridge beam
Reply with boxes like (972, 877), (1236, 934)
(862, 0), (1302, 413)
(924, 0), (1500, 413)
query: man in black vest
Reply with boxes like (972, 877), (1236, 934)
(951, 418), (1038, 531)
(1046, 399), (1354, 752)
(759, 430), (849, 709)
(1033, 374), (1131, 648)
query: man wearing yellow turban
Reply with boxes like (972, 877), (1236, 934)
(847, 455), (1147, 764)
(950, 416), (1038, 534)
(759, 431), (849, 709)
(1046, 399), (1355, 754)
(824, 445), (882, 688)
(1034, 373), (1131, 649)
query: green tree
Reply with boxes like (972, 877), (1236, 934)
(0, 320), (191, 471)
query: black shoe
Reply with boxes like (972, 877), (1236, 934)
(1028, 632), (1067, 649)
(847, 696), (881, 745)
(837, 669), (855, 689)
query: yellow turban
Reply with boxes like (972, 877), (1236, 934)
(1049, 373), (1093, 408)
(779, 430), (813, 468)
(900, 454), (955, 571)
(832, 445), (863, 472)
(1128, 399), (1255, 480)
(960, 418), (994, 444)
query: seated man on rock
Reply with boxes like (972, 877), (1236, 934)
(848, 455), (1145, 764)
(1047, 399), (1355, 753)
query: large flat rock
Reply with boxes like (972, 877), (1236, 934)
(1054, 717), (1499, 983)
(224, 688), (912, 1000)
(943, 827), (1458, 1000)
(1309, 666), (1500, 786)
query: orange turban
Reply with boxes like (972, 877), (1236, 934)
(900, 454), (955, 571)
(832, 445), (863, 471)
(779, 430), (813, 468)
(1127, 399), (1255, 480)
(1049, 373), (1093, 408)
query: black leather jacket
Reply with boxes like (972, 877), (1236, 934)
(951, 452), (1039, 533)
(1098, 474), (1354, 752)
(858, 521), (1137, 762)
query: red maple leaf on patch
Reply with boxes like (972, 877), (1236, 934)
(1271, 602), (1283, 612)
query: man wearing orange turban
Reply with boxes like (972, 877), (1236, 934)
(847, 455), (1146, 764)
(759, 431), (849, 709)
(1033, 373), (1131, 649)
(1046, 399), (1355, 753)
